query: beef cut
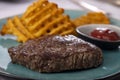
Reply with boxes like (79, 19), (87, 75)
(8, 35), (103, 72)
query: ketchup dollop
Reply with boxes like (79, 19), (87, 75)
(91, 28), (120, 41)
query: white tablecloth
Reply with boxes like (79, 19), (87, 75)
(0, 0), (120, 20)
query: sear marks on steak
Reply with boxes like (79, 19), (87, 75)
(8, 35), (103, 72)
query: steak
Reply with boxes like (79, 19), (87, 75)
(8, 35), (103, 72)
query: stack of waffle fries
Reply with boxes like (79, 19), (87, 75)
(0, 0), (110, 42)
(0, 0), (75, 42)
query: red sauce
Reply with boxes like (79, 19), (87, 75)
(91, 28), (120, 41)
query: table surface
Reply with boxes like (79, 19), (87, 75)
(0, 0), (120, 80)
(0, 0), (120, 20)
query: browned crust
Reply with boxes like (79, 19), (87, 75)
(8, 35), (103, 72)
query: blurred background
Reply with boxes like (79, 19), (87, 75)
(0, 0), (120, 19)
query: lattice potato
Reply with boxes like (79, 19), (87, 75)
(0, 16), (35, 42)
(73, 12), (110, 27)
(0, 0), (76, 42)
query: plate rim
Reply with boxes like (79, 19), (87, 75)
(0, 9), (120, 80)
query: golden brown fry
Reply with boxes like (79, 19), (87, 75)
(22, 0), (75, 38)
(0, 24), (9, 35)
(72, 12), (110, 27)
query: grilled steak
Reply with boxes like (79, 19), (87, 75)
(8, 35), (103, 72)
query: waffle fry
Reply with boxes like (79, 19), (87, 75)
(73, 12), (110, 27)
(0, 0), (76, 42)
(0, 16), (35, 42)
(22, 0), (75, 37)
